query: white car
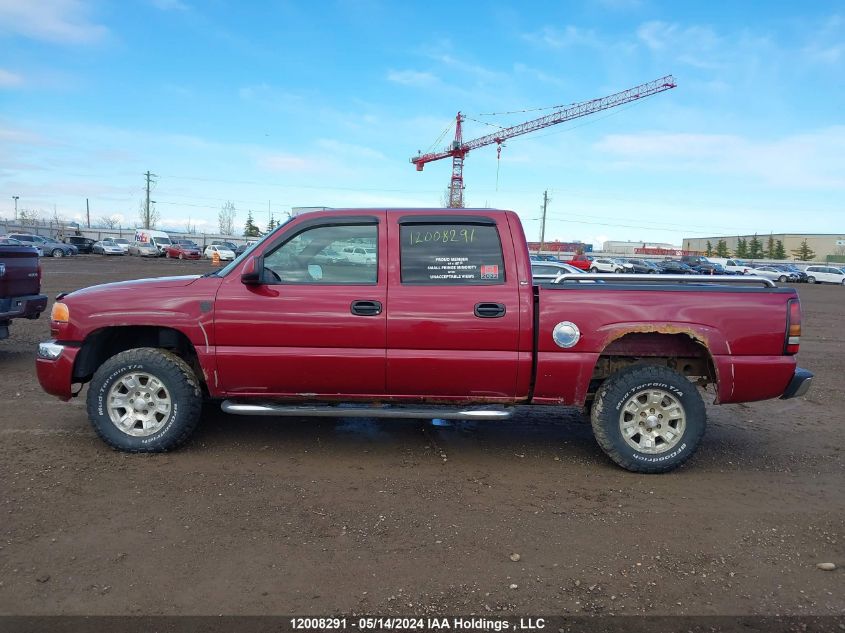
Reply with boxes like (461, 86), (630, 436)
(805, 265), (845, 285)
(204, 244), (236, 261)
(752, 266), (799, 283)
(589, 257), (633, 273)
(112, 238), (130, 253)
(341, 245), (376, 265)
(707, 257), (753, 275)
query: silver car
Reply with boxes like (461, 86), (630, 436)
(128, 241), (159, 257)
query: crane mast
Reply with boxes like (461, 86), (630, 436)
(411, 75), (677, 208)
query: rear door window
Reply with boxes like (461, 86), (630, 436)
(399, 222), (505, 285)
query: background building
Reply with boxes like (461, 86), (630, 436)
(683, 233), (845, 262)
(602, 240), (680, 256)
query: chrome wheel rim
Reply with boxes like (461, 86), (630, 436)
(619, 388), (686, 454)
(106, 372), (172, 436)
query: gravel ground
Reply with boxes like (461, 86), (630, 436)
(0, 255), (842, 617)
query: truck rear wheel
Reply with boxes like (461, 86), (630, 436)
(590, 365), (706, 473)
(86, 348), (202, 452)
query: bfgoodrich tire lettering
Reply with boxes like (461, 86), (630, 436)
(86, 348), (202, 452)
(590, 365), (706, 473)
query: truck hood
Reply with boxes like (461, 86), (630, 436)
(65, 275), (202, 298)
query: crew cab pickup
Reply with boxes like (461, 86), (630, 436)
(36, 209), (813, 472)
(0, 244), (48, 340)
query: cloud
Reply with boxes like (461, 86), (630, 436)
(522, 25), (603, 49)
(595, 127), (845, 189)
(0, 0), (108, 44)
(0, 69), (23, 87)
(386, 69), (439, 87)
(316, 139), (385, 161)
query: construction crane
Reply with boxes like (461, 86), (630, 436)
(411, 75), (676, 208)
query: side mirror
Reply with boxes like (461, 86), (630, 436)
(241, 256), (262, 285)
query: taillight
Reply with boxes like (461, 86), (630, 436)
(785, 298), (801, 354)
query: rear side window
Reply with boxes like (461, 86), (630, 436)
(399, 223), (505, 285)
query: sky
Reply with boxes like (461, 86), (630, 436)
(1, 0), (843, 248)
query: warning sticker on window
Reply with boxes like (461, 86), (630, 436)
(480, 264), (500, 280)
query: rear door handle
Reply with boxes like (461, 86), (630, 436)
(474, 302), (506, 318)
(350, 300), (382, 316)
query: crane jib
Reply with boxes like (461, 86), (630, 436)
(410, 75), (676, 167)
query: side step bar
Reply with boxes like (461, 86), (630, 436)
(221, 400), (513, 421)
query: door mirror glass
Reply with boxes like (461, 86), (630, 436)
(241, 256), (262, 285)
(307, 264), (323, 281)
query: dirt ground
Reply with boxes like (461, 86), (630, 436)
(0, 255), (842, 617)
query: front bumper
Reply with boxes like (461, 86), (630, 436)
(0, 294), (48, 321)
(780, 367), (814, 399)
(36, 340), (80, 401)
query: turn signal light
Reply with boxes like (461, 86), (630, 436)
(785, 299), (801, 355)
(51, 302), (69, 324)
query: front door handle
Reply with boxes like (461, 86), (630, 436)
(474, 302), (506, 318)
(350, 300), (382, 316)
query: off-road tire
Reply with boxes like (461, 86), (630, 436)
(86, 348), (202, 452)
(590, 365), (706, 473)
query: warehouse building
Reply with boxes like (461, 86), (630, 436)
(602, 240), (680, 255)
(682, 233), (845, 262)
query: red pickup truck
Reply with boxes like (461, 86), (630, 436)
(36, 209), (812, 472)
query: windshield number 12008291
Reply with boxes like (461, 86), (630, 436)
(408, 228), (475, 246)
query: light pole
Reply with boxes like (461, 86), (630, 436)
(12, 195), (19, 221)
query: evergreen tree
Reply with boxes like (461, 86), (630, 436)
(705, 240), (713, 256)
(735, 237), (748, 258)
(243, 210), (261, 237)
(266, 214), (277, 234)
(790, 239), (816, 261)
(716, 239), (729, 257)
(774, 240), (786, 259)
(748, 234), (763, 259)
(765, 234), (775, 259)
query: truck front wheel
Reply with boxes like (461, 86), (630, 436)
(86, 348), (202, 452)
(590, 366), (706, 473)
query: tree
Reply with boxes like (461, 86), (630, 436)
(218, 201), (236, 235)
(774, 240), (786, 260)
(791, 239), (816, 261)
(705, 240), (713, 256)
(715, 239), (729, 257)
(96, 215), (120, 229)
(748, 234), (763, 259)
(735, 237), (748, 258)
(266, 214), (278, 234)
(184, 217), (197, 234)
(243, 210), (261, 237)
(18, 208), (42, 225)
(138, 200), (159, 229)
(765, 234), (775, 259)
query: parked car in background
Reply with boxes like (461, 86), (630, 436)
(531, 261), (591, 283)
(165, 240), (202, 260)
(340, 245), (376, 265)
(92, 239), (125, 256)
(235, 240), (258, 256)
(8, 234), (77, 257)
(752, 266), (799, 283)
(1, 236), (42, 256)
(804, 265), (845, 285)
(210, 240), (239, 252)
(621, 258), (660, 274)
(530, 254), (560, 263)
(63, 236), (96, 254)
(589, 257), (632, 273)
(128, 241), (160, 257)
(690, 261), (735, 275)
(680, 255), (711, 268)
(655, 260), (695, 274)
(771, 264), (808, 283)
(112, 238), (130, 253)
(564, 253), (593, 271)
(707, 258), (752, 275)
(204, 244), (236, 261)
